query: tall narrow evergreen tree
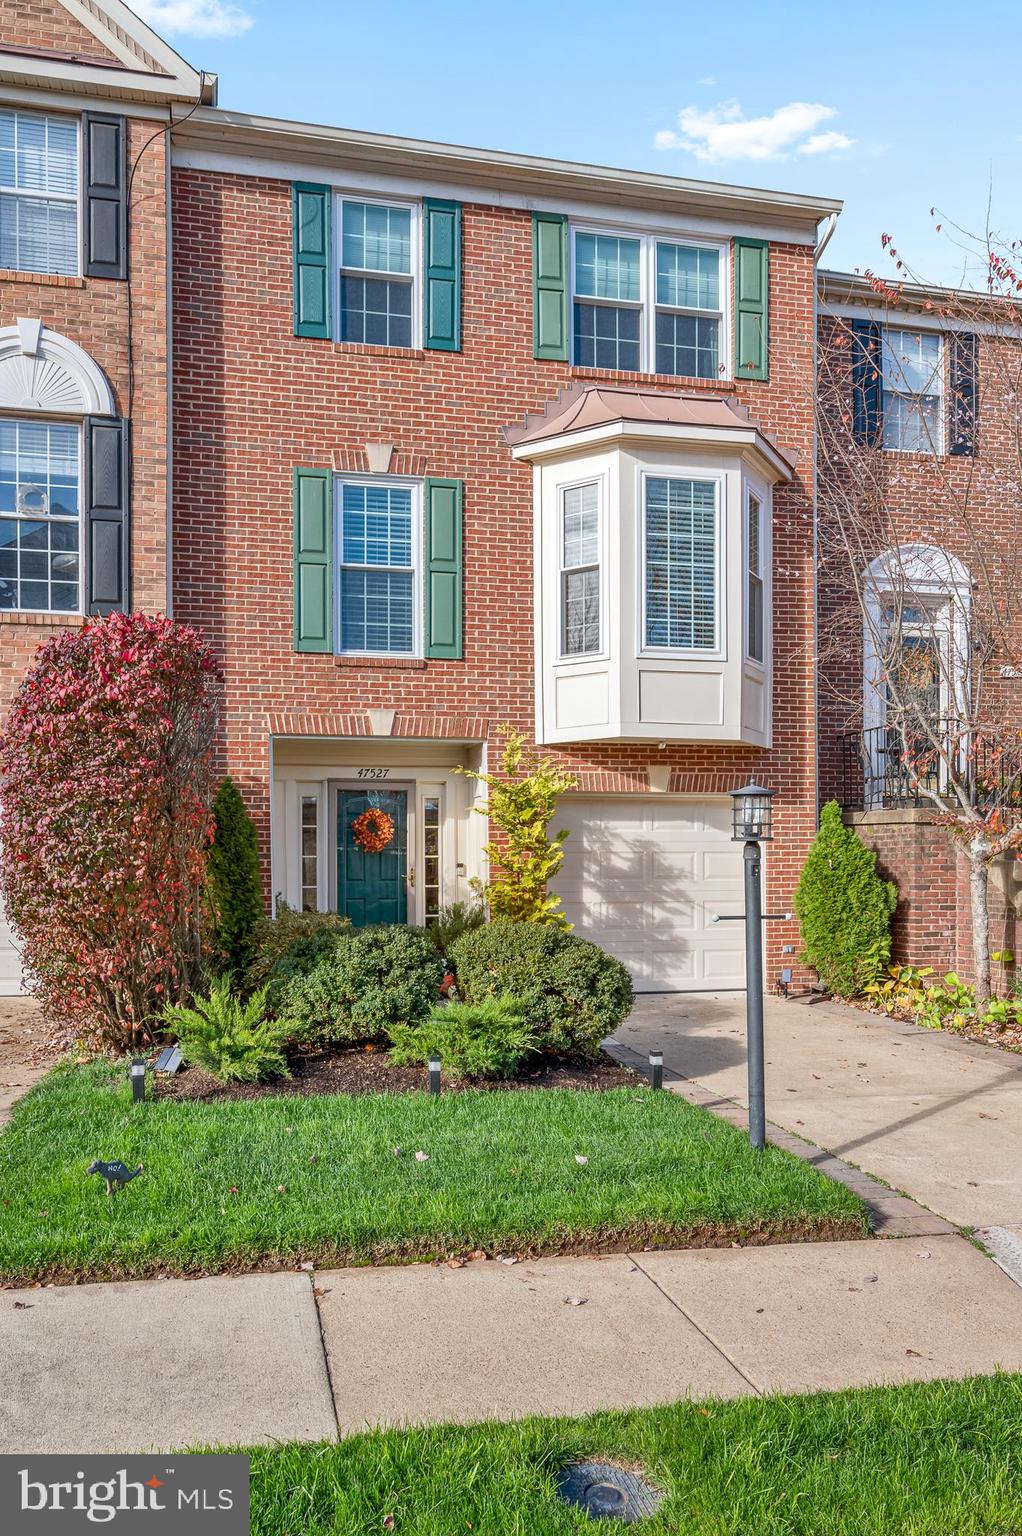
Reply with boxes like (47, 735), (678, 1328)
(207, 776), (265, 984)
(794, 800), (898, 997)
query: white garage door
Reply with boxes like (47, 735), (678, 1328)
(553, 797), (746, 992)
(0, 896), (23, 996)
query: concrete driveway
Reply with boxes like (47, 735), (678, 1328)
(616, 993), (1022, 1229)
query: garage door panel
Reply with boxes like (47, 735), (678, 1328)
(553, 796), (746, 993)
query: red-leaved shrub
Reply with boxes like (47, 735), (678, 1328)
(0, 612), (222, 1050)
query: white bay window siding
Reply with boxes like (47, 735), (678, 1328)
(509, 386), (789, 746)
(0, 419), (81, 613)
(0, 109), (78, 277)
(571, 229), (724, 378)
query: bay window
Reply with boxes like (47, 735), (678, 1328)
(0, 109), (78, 277)
(0, 418), (80, 613)
(572, 227), (724, 378)
(559, 481), (601, 656)
(643, 476), (718, 651)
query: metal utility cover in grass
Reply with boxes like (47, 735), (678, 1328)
(555, 1462), (663, 1522)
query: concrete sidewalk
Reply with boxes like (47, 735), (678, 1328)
(617, 993), (1022, 1229)
(3, 1233), (1022, 1453)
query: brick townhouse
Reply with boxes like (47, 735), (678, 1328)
(0, 0), (1013, 996)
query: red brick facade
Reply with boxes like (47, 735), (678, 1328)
(169, 168), (819, 976)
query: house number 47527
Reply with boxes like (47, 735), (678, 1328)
(356, 767), (390, 780)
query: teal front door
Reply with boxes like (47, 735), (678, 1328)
(338, 789), (408, 926)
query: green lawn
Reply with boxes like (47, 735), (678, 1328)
(0, 1061), (866, 1281)
(244, 1375), (1022, 1535)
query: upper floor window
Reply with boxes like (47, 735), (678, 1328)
(337, 479), (418, 654)
(0, 110), (78, 277)
(882, 329), (942, 453)
(643, 476), (718, 651)
(338, 198), (415, 348)
(572, 228), (724, 379)
(746, 490), (765, 663)
(560, 481), (600, 656)
(0, 418), (80, 613)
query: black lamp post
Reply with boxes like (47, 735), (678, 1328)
(729, 781), (775, 1152)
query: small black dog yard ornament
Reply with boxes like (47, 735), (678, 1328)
(87, 1160), (144, 1197)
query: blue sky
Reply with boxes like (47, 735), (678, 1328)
(136, 0), (1020, 286)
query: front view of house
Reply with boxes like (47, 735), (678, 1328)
(1, 0), (835, 994)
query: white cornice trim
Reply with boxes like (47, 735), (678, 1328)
(171, 107), (840, 232)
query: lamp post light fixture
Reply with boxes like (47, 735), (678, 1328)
(729, 781), (776, 1152)
(129, 1058), (146, 1104)
(428, 1055), (442, 1096)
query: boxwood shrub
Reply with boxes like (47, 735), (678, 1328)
(450, 918), (633, 1056)
(278, 925), (443, 1046)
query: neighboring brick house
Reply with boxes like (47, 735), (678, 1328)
(816, 272), (1022, 980)
(0, 1), (1015, 998)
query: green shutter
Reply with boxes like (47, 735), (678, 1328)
(733, 238), (769, 381)
(424, 477), (463, 659)
(532, 211), (568, 360)
(423, 198), (461, 351)
(294, 467), (332, 652)
(293, 183), (331, 338)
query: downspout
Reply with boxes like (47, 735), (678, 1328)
(164, 112), (173, 617)
(810, 212), (839, 826)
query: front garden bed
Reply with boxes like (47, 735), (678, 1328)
(156, 1043), (641, 1101)
(0, 1061), (867, 1283)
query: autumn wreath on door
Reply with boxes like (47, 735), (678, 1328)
(351, 806), (396, 853)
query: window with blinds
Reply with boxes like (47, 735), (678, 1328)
(643, 477), (718, 651)
(560, 481), (600, 656)
(0, 109), (78, 277)
(746, 491), (765, 663)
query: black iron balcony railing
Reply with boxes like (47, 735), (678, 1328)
(838, 723), (1022, 812)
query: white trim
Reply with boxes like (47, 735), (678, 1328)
(332, 192), (421, 351)
(0, 415), (86, 617)
(0, 322), (115, 416)
(170, 146), (823, 247)
(879, 326), (945, 455)
(0, 85), (170, 121)
(819, 298), (1019, 341)
(569, 220), (730, 381)
(862, 543), (972, 737)
(333, 473), (423, 659)
(638, 466), (726, 662)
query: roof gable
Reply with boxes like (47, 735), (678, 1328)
(0, 0), (216, 104)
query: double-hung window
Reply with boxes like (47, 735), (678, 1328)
(339, 198), (414, 348)
(572, 228), (724, 378)
(0, 419), (80, 613)
(643, 476), (718, 652)
(882, 329), (942, 452)
(746, 491), (765, 664)
(0, 109), (78, 277)
(573, 233), (642, 371)
(559, 482), (600, 656)
(338, 480), (417, 654)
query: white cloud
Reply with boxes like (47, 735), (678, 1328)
(698, 75), (717, 86)
(132, 0), (254, 38)
(799, 129), (855, 156)
(654, 99), (855, 162)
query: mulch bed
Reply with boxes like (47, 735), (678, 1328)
(849, 997), (1022, 1056)
(155, 1044), (644, 1102)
